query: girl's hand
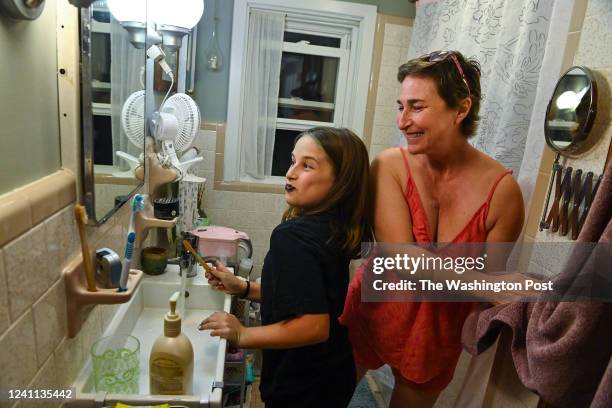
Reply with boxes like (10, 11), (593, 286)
(198, 311), (245, 346)
(205, 260), (247, 296)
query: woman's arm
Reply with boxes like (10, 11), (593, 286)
(199, 312), (330, 349)
(371, 149), (415, 243)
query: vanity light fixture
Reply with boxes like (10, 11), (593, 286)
(0, 0), (46, 20)
(107, 0), (147, 49)
(149, 0), (204, 51)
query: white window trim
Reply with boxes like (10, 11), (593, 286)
(225, 0), (376, 183)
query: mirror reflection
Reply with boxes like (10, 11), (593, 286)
(545, 66), (597, 154)
(89, 0), (145, 220)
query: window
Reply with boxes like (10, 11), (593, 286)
(225, 0), (376, 183)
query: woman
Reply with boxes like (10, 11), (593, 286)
(340, 51), (525, 407)
(200, 127), (371, 407)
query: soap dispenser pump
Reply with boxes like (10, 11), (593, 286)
(149, 291), (194, 395)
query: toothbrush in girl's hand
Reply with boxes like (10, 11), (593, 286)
(118, 232), (135, 292)
(181, 239), (213, 273)
(118, 194), (145, 291)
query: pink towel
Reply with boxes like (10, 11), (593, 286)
(463, 164), (612, 407)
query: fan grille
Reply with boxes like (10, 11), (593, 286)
(121, 90), (145, 148)
(161, 93), (201, 153)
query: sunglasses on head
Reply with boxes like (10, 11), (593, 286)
(426, 50), (471, 99)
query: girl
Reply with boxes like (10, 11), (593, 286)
(199, 127), (371, 407)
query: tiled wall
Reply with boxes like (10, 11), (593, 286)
(368, 17), (413, 160)
(0, 171), (134, 408)
(526, 0), (611, 276)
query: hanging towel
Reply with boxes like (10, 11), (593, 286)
(462, 164), (612, 408)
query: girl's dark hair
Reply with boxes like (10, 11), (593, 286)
(282, 127), (372, 258)
(397, 50), (482, 137)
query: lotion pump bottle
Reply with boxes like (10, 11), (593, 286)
(149, 291), (194, 395)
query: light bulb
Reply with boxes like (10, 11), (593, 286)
(107, 0), (146, 23)
(149, 0), (204, 29)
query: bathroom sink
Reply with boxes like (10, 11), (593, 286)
(67, 265), (231, 408)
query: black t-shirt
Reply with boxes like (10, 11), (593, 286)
(259, 213), (355, 402)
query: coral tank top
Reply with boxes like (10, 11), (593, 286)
(340, 148), (512, 385)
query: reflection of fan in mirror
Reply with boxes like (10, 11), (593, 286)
(151, 93), (205, 182)
(114, 90), (145, 177)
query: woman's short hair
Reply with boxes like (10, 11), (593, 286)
(283, 127), (372, 258)
(397, 50), (482, 137)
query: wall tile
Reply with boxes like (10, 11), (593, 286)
(53, 336), (84, 388)
(0, 311), (38, 391)
(380, 45), (402, 67)
(32, 280), (66, 369)
(376, 85), (399, 107)
(575, 11), (612, 68)
(0, 249), (9, 332)
(383, 24), (411, 47)
(27, 353), (59, 408)
(525, 172), (552, 237)
(4, 222), (51, 320)
(378, 64), (399, 89)
(372, 125), (398, 146)
(22, 178), (61, 227)
(593, 68), (611, 126)
(0, 191), (32, 248)
(373, 107), (396, 126)
(44, 205), (79, 280)
(78, 307), (101, 365)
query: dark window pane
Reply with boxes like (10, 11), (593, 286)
(278, 52), (338, 122)
(93, 115), (113, 165)
(283, 32), (341, 48)
(271, 129), (302, 177)
(92, 33), (111, 83)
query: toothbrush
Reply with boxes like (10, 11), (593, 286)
(118, 232), (136, 292)
(118, 194), (145, 292)
(182, 239), (213, 273)
(74, 205), (97, 292)
(128, 194), (145, 235)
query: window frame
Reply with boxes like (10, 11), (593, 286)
(225, 0), (376, 184)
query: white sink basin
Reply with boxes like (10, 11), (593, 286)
(68, 265), (231, 408)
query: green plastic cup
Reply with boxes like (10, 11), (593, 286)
(91, 334), (140, 394)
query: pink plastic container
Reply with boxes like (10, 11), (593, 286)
(190, 225), (251, 267)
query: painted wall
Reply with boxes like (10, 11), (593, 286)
(0, 0), (61, 194)
(193, 0), (415, 123)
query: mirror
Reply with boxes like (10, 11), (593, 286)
(81, 1), (145, 224)
(544, 66), (598, 155)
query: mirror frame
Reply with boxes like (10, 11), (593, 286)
(544, 65), (598, 156)
(79, 7), (143, 225)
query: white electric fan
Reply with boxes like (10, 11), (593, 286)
(114, 90), (145, 177)
(150, 92), (204, 182)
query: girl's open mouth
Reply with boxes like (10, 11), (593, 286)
(285, 184), (295, 192)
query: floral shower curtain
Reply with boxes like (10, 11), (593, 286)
(406, 0), (571, 207)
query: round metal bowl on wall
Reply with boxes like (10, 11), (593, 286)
(544, 65), (598, 156)
(0, 0), (45, 20)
